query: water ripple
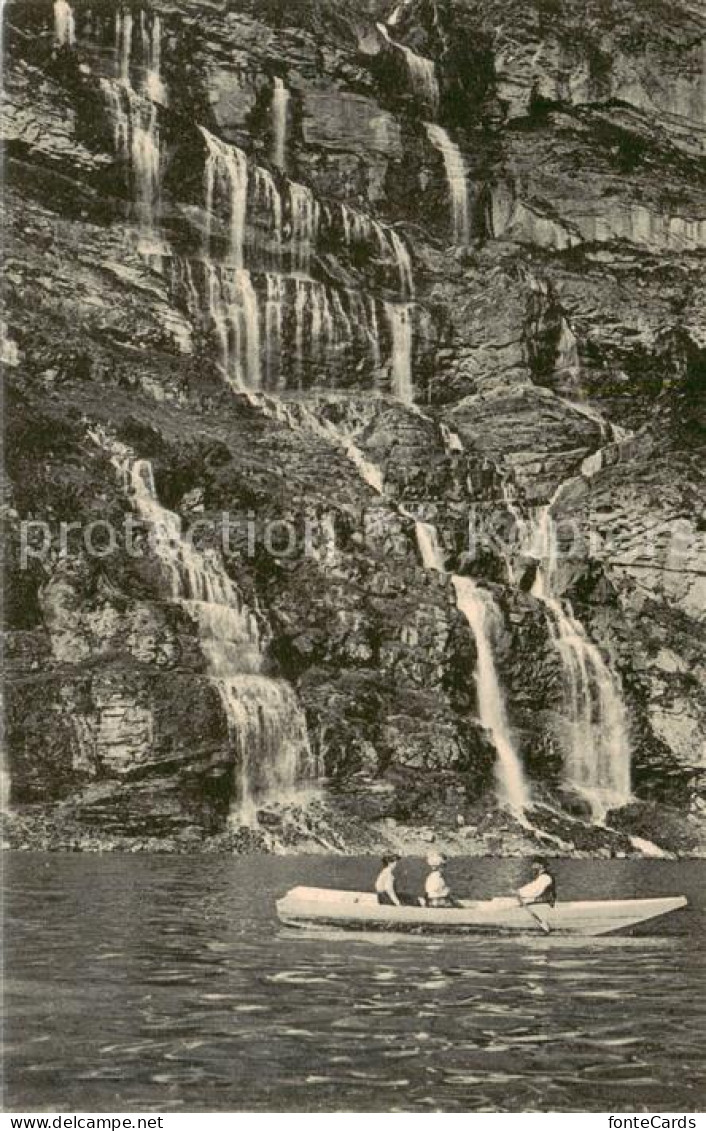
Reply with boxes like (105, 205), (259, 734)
(4, 854), (703, 1113)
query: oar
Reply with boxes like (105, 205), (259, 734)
(517, 896), (551, 934)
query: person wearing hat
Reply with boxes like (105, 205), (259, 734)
(516, 858), (556, 907)
(424, 851), (455, 908)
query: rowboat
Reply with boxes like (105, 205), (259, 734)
(276, 887), (688, 936)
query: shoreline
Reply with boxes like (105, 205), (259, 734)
(4, 818), (704, 860)
(4, 790), (704, 860)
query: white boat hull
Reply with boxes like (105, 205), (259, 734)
(277, 887), (688, 937)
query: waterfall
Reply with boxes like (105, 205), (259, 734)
(186, 140), (387, 389)
(396, 39), (439, 114)
(339, 204), (413, 298)
(377, 24), (439, 114)
(340, 204), (390, 269)
(409, 511), (529, 813)
(100, 8), (164, 230)
(264, 274), (286, 388)
(294, 279), (308, 377)
(140, 11), (166, 105)
(101, 80), (160, 228)
(289, 182), (320, 274)
(292, 278), (337, 381)
(201, 129), (287, 271)
(201, 128), (249, 267)
(311, 283), (337, 363)
(629, 836), (670, 859)
(385, 301), (413, 402)
(54, 0), (75, 46)
(271, 77), (290, 171)
(116, 7), (132, 82)
(1, 751), (10, 813)
(368, 296), (382, 370)
(415, 521), (446, 571)
(439, 422), (464, 453)
(217, 678), (313, 824)
(124, 458), (314, 822)
(500, 479), (527, 585)
(425, 124), (470, 245)
(580, 448), (607, 480)
(388, 228), (414, 298)
(452, 576), (531, 813)
(330, 289), (353, 347)
(238, 270), (261, 391)
(340, 437), (384, 494)
(555, 317), (580, 379)
(530, 502), (632, 818)
(205, 264), (261, 389)
(340, 203), (371, 249)
(579, 424), (632, 478)
(352, 291), (383, 370)
(562, 396), (618, 444)
(254, 166), (283, 266)
(246, 392), (385, 495)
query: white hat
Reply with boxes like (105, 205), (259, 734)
(426, 851), (447, 868)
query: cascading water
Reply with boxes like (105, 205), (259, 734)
(254, 166), (283, 266)
(388, 229), (414, 298)
(425, 123), (470, 245)
(377, 23), (439, 114)
(116, 7), (132, 82)
(554, 317), (580, 380)
(54, 0), (75, 46)
(188, 260), (379, 391)
(452, 576), (531, 814)
(439, 422), (464, 453)
(122, 94), (403, 397)
(399, 42), (439, 114)
(271, 77), (290, 171)
(247, 392), (385, 496)
(385, 301), (413, 402)
(368, 296), (382, 370)
(410, 516), (529, 813)
(101, 80), (160, 228)
(293, 278), (336, 381)
(339, 204), (413, 298)
(122, 457), (314, 823)
(289, 182), (320, 274)
(340, 434), (384, 494)
(204, 263), (261, 390)
(500, 478), (528, 586)
(387, 2), (406, 25)
(340, 203), (374, 250)
(264, 274), (286, 388)
(201, 127), (249, 267)
(415, 521), (446, 571)
(139, 10), (166, 104)
(101, 8), (162, 230)
(237, 270), (261, 390)
(1, 754), (10, 814)
(529, 498), (632, 818)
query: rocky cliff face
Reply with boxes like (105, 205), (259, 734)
(2, 0), (704, 855)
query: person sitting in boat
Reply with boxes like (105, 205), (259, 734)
(375, 853), (404, 906)
(424, 852), (456, 908)
(516, 858), (556, 907)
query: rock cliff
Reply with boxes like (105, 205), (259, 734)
(2, 0), (704, 855)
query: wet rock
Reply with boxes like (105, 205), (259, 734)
(1, 0), (703, 853)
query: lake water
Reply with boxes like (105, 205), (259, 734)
(3, 854), (704, 1112)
